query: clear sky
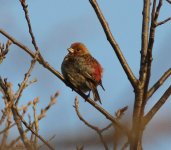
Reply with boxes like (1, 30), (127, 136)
(0, 0), (171, 149)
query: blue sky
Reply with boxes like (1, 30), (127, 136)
(0, 0), (171, 149)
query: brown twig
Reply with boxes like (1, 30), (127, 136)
(9, 92), (58, 147)
(74, 97), (109, 150)
(0, 123), (15, 135)
(143, 85), (171, 126)
(0, 77), (32, 149)
(13, 106), (54, 150)
(1, 109), (12, 149)
(38, 135), (56, 149)
(32, 97), (39, 148)
(15, 57), (37, 105)
(156, 17), (171, 26)
(20, 0), (39, 52)
(147, 68), (171, 100)
(0, 40), (12, 64)
(0, 109), (7, 126)
(132, 0), (151, 149)
(89, 0), (137, 89)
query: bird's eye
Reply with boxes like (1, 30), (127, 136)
(77, 49), (80, 52)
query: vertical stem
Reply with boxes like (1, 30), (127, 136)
(131, 0), (151, 149)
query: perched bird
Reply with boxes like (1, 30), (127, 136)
(61, 42), (105, 104)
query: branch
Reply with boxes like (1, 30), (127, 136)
(15, 58), (37, 105)
(32, 98), (39, 148)
(145, 0), (163, 93)
(20, 0), (39, 51)
(0, 29), (131, 138)
(157, 17), (171, 26)
(74, 97), (109, 150)
(14, 106), (54, 150)
(1, 109), (12, 149)
(0, 40), (12, 64)
(89, 0), (137, 89)
(147, 68), (171, 100)
(9, 92), (58, 147)
(139, 0), (151, 82)
(143, 85), (171, 126)
(0, 77), (32, 149)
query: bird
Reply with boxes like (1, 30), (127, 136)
(61, 42), (105, 104)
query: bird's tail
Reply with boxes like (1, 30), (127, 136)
(92, 88), (102, 104)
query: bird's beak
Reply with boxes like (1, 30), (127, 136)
(67, 48), (74, 53)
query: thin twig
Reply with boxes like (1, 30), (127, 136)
(20, 0), (39, 51)
(89, 0), (137, 89)
(157, 17), (171, 26)
(147, 68), (171, 100)
(1, 109), (12, 149)
(15, 58), (37, 105)
(0, 40), (12, 64)
(143, 85), (171, 126)
(14, 106), (54, 150)
(74, 97), (109, 150)
(100, 123), (113, 133)
(33, 97), (39, 148)
(9, 92), (58, 147)
(0, 77), (32, 149)
(0, 109), (7, 126)
(38, 135), (56, 149)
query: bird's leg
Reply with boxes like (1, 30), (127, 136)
(84, 91), (91, 102)
(87, 91), (91, 98)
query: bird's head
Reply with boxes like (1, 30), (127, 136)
(67, 42), (89, 56)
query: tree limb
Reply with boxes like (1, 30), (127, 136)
(74, 97), (109, 150)
(89, 0), (137, 89)
(157, 17), (171, 26)
(143, 85), (171, 126)
(147, 68), (171, 100)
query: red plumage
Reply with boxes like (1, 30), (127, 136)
(61, 42), (104, 104)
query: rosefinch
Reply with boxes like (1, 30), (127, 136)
(61, 42), (105, 104)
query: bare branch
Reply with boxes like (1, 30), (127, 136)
(0, 109), (7, 126)
(139, 0), (151, 82)
(20, 0), (39, 51)
(13, 106), (54, 150)
(147, 68), (171, 100)
(0, 40), (12, 64)
(74, 97), (109, 150)
(0, 123), (15, 135)
(157, 17), (171, 26)
(1, 109), (12, 149)
(33, 97), (39, 148)
(9, 92), (58, 147)
(15, 58), (37, 105)
(0, 77), (32, 149)
(143, 85), (171, 126)
(89, 0), (137, 89)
